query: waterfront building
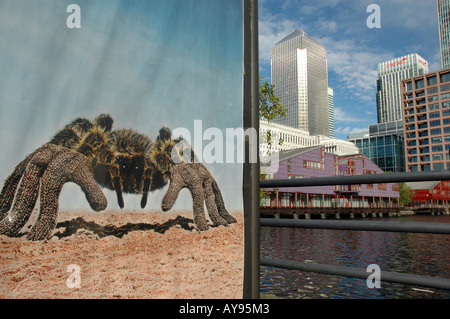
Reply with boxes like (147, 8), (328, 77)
(406, 180), (450, 212)
(401, 68), (450, 172)
(438, 0), (450, 69)
(328, 87), (335, 138)
(260, 120), (359, 156)
(377, 53), (429, 124)
(347, 120), (406, 172)
(271, 29), (330, 136)
(261, 146), (399, 210)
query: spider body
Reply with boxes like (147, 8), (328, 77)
(50, 114), (177, 209)
(0, 114), (236, 240)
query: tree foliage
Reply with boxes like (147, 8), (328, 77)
(398, 182), (415, 206)
(259, 77), (286, 204)
(259, 77), (286, 149)
(259, 77), (286, 122)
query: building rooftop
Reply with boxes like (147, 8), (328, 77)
(406, 181), (440, 190)
(275, 29), (307, 46)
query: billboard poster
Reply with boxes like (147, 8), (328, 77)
(0, 0), (250, 299)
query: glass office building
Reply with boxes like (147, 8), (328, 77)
(271, 29), (330, 136)
(348, 120), (406, 173)
(438, 0), (450, 69)
(328, 87), (335, 138)
(376, 53), (429, 124)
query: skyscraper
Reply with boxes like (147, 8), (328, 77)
(271, 29), (330, 136)
(437, 0), (450, 69)
(328, 87), (335, 138)
(376, 53), (429, 124)
(402, 68), (450, 172)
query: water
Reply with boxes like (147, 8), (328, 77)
(260, 214), (450, 299)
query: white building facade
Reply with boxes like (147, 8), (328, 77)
(376, 53), (429, 123)
(260, 120), (359, 156)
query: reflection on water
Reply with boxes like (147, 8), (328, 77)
(260, 215), (450, 299)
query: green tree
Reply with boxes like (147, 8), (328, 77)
(398, 182), (415, 206)
(259, 77), (286, 205)
(259, 77), (286, 149)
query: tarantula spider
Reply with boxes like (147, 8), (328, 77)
(0, 114), (236, 241)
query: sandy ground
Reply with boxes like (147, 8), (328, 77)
(0, 210), (244, 299)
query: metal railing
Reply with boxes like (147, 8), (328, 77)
(259, 170), (450, 292)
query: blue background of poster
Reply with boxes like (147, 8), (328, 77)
(0, 0), (244, 211)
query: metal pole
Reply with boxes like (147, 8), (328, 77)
(260, 218), (450, 234)
(243, 0), (260, 299)
(261, 257), (450, 291)
(260, 170), (450, 188)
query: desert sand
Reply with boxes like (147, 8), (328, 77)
(0, 210), (244, 299)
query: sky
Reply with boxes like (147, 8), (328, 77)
(258, 0), (443, 140)
(0, 0), (244, 211)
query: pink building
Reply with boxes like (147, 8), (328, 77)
(261, 146), (400, 214)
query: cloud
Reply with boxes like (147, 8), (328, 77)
(258, 0), (440, 100)
(258, 7), (300, 67)
(335, 126), (368, 135)
(334, 106), (365, 123)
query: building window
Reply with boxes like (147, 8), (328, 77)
(303, 160), (324, 170)
(432, 145), (443, 152)
(416, 99), (426, 105)
(433, 163), (445, 171)
(428, 87), (438, 94)
(430, 120), (441, 127)
(427, 76), (437, 86)
(431, 137), (442, 143)
(378, 184), (386, 190)
(429, 103), (440, 110)
(441, 84), (450, 92)
(415, 79), (425, 89)
(430, 128), (442, 135)
(441, 93), (450, 100)
(428, 95), (439, 102)
(406, 81), (413, 91)
(430, 111), (441, 118)
(440, 72), (450, 83)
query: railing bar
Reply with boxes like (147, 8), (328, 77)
(261, 257), (450, 291)
(260, 170), (450, 188)
(260, 218), (450, 234)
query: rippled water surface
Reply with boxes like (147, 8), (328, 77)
(260, 215), (450, 299)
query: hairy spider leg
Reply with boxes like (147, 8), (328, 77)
(27, 148), (107, 241)
(0, 144), (58, 237)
